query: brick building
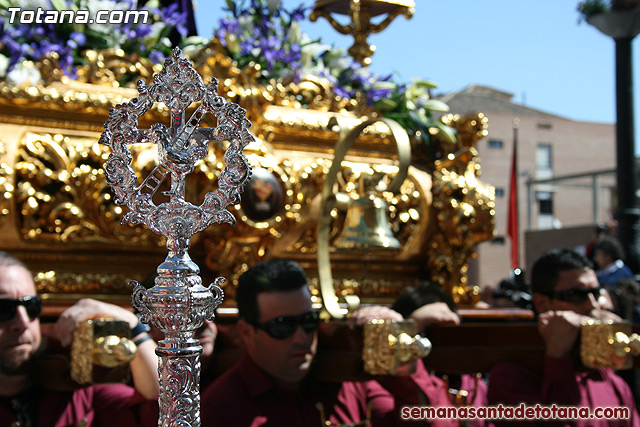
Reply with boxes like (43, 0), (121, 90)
(439, 84), (617, 287)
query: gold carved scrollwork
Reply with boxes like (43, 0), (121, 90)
(439, 113), (489, 153)
(33, 52), (67, 86)
(272, 74), (359, 114)
(34, 271), (145, 297)
(202, 140), (317, 297)
(0, 138), (12, 227)
(190, 40), (272, 131)
(426, 114), (495, 305)
(36, 49), (163, 88)
(14, 132), (162, 244)
(76, 49), (162, 88)
(309, 277), (416, 303)
(201, 137), (425, 299)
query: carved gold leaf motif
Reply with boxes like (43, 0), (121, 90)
(0, 138), (12, 227)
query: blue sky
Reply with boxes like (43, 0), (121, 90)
(194, 1), (640, 151)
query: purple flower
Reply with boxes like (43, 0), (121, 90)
(287, 5), (309, 21)
(160, 3), (188, 36)
(133, 25), (153, 39)
(239, 39), (256, 55)
(149, 51), (165, 64)
(334, 86), (352, 99)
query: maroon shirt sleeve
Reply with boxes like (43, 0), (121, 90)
(22, 385), (157, 427)
(371, 359), (458, 426)
(540, 356), (581, 406)
(487, 361), (541, 427)
(90, 384), (158, 427)
(488, 357), (640, 427)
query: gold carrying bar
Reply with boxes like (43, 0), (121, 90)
(581, 320), (640, 370)
(362, 319), (431, 375)
(71, 318), (137, 384)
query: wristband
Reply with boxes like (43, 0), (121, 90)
(133, 333), (153, 346)
(131, 319), (151, 337)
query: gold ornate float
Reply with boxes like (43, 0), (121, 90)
(0, 42), (494, 309)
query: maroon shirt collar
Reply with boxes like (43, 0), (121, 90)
(238, 353), (280, 398)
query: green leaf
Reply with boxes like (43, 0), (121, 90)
(371, 81), (397, 90)
(408, 110), (436, 159)
(50, 0), (66, 11)
(421, 99), (450, 112)
(375, 98), (399, 111)
(413, 80), (438, 89)
(434, 121), (458, 144)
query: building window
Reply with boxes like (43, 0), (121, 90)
(488, 139), (503, 149)
(536, 144), (552, 171)
(491, 236), (505, 245)
(494, 187), (504, 197)
(537, 191), (553, 215)
(537, 123), (552, 130)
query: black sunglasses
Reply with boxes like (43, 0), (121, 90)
(253, 310), (320, 339)
(545, 286), (603, 304)
(0, 296), (42, 322)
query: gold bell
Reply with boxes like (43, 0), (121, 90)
(334, 194), (401, 250)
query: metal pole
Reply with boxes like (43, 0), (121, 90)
(593, 174), (600, 224)
(512, 118), (520, 268)
(527, 178), (534, 230)
(615, 38), (640, 273)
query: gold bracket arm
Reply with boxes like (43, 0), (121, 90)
(309, 9), (354, 35)
(368, 8), (412, 34)
(317, 117), (411, 318)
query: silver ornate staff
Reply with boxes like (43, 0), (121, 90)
(99, 47), (253, 426)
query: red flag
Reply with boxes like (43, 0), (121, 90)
(507, 124), (519, 269)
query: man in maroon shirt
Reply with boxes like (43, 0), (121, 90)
(0, 251), (159, 426)
(201, 258), (460, 426)
(488, 248), (639, 426)
(392, 281), (489, 426)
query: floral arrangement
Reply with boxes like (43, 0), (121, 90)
(214, 0), (454, 145)
(0, 0), (455, 146)
(0, 0), (205, 83)
(577, 0), (640, 21)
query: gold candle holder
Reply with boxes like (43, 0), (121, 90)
(310, 0), (415, 66)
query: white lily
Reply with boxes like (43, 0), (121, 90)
(238, 14), (254, 34)
(288, 21), (301, 45)
(0, 54), (8, 78)
(86, 0), (128, 35)
(6, 61), (41, 86)
(18, 0), (49, 9)
(266, 0), (282, 14)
